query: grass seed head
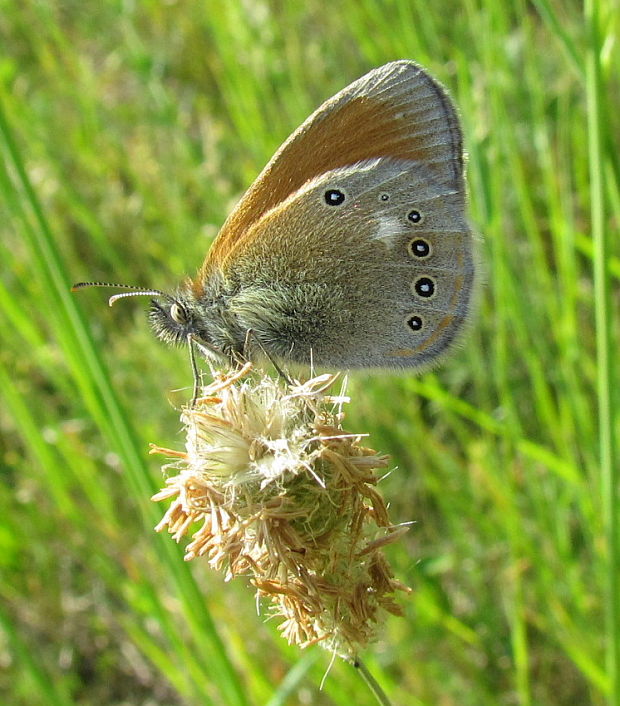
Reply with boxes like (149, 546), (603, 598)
(151, 364), (411, 657)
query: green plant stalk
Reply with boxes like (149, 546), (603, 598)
(353, 659), (392, 706)
(585, 1), (619, 704)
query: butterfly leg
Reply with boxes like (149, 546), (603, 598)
(243, 328), (294, 385)
(187, 334), (201, 407)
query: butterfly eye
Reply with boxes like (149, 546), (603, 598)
(324, 189), (345, 206)
(170, 302), (188, 324)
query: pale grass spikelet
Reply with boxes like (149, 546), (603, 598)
(151, 363), (411, 657)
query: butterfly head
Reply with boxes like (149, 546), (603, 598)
(147, 289), (209, 348)
(71, 281), (225, 359)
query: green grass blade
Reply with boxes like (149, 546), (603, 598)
(585, 1), (619, 704)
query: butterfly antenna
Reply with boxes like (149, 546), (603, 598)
(71, 281), (175, 307)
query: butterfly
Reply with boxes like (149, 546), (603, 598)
(74, 60), (476, 379)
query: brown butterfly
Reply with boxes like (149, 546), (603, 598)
(74, 60), (476, 379)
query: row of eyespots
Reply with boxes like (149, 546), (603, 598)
(326, 188), (425, 228)
(407, 208), (432, 331)
(379, 192), (423, 226)
(405, 276), (437, 332)
(322, 189), (436, 335)
(326, 188), (423, 221)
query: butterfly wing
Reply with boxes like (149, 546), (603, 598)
(200, 60), (464, 271)
(218, 156), (475, 369)
(193, 60), (474, 369)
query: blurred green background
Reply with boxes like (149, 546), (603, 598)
(1, 1), (618, 704)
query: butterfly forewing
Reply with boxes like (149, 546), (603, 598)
(200, 60), (464, 272)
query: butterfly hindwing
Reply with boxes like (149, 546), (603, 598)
(218, 156), (474, 369)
